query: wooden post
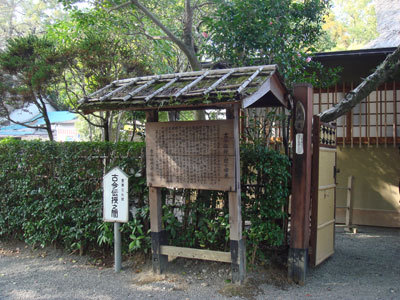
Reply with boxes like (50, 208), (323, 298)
(146, 110), (167, 274)
(227, 104), (246, 284)
(344, 176), (356, 233)
(288, 84), (313, 285)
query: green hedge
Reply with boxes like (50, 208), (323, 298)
(0, 139), (146, 252)
(0, 139), (290, 262)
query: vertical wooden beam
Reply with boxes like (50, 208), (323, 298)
(344, 176), (355, 233)
(376, 89), (379, 147)
(146, 110), (167, 274)
(359, 88), (362, 148)
(367, 95), (370, 146)
(393, 81), (397, 148)
(288, 84), (313, 285)
(146, 110), (158, 122)
(149, 187), (167, 274)
(227, 104), (246, 284)
(384, 83), (388, 147)
(309, 115), (320, 267)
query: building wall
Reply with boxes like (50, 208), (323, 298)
(336, 145), (400, 227)
(55, 123), (80, 142)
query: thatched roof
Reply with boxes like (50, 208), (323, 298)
(79, 65), (288, 113)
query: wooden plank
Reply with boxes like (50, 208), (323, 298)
(359, 89), (362, 148)
(345, 176), (354, 230)
(230, 103), (246, 284)
(384, 83), (388, 147)
(229, 192), (241, 240)
(376, 88), (379, 147)
(394, 81), (397, 148)
(242, 76), (271, 108)
(145, 111), (158, 122)
(149, 187), (162, 232)
(146, 120), (235, 191)
(291, 85), (313, 249)
(367, 94), (370, 146)
(310, 115), (320, 268)
(160, 246), (232, 263)
(319, 148), (337, 153)
(317, 219), (335, 230)
(288, 84), (313, 285)
(318, 184), (336, 191)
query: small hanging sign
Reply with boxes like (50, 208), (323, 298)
(296, 133), (304, 155)
(103, 167), (129, 223)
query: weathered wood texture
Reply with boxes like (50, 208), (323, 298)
(146, 120), (235, 191)
(147, 111), (167, 274)
(160, 246), (231, 263)
(288, 84), (313, 285)
(290, 84), (313, 249)
(228, 104), (246, 284)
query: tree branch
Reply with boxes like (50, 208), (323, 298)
(319, 46), (400, 123)
(109, 0), (201, 70)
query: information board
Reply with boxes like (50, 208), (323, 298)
(146, 120), (235, 191)
(103, 167), (129, 222)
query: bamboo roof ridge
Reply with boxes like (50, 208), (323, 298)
(79, 65), (288, 113)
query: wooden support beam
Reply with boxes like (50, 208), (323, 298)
(288, 84), (313, 285)
(394, 81), (397, 148)
(149, 187), (167, 274)
(160, 246), (231, 263)
(344, 176), (356, 233)
(147, 110), (166, 274)
(227, 104), (246, 284)
(146, 110), (158, 122)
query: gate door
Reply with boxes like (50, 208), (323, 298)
(310, 116), (337, 267)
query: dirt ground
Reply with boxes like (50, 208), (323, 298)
(0, 225), (399, 300)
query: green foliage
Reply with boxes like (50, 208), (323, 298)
(0, 139), (146, 253)
(0, 139), (289, 263)
(0, 34), (69, 140)
(203, 0), (340, 88)
(322, 0), (378, 51)
(241, 143), (291, 263)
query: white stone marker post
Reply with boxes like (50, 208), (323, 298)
(103, 167), (129, 272)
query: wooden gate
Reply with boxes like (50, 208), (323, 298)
(310, 116), (337, 267)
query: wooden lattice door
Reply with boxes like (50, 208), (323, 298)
(310, 116), (337, 267)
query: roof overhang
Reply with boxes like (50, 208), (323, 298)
(313, 47), (397, 85)
(79, 65), (289, 114)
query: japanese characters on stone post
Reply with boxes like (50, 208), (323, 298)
(103, 167), (129, 222)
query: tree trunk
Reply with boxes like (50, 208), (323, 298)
(319, 46), (400, 123)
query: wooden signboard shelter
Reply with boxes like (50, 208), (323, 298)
(79, 65), (288, 284)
